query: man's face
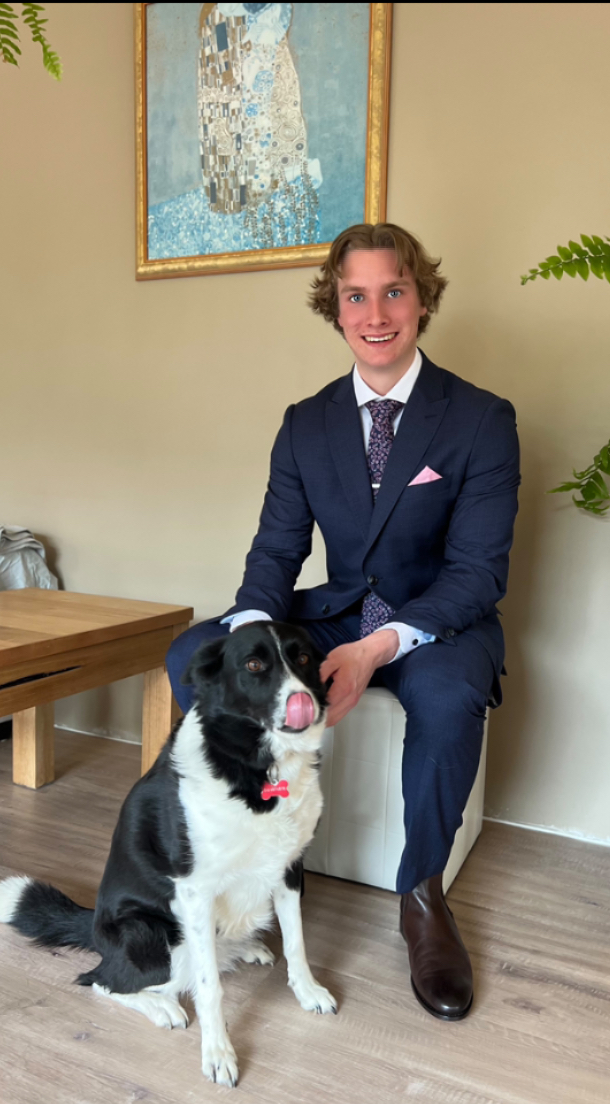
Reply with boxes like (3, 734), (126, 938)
(336, 249), (427, 385)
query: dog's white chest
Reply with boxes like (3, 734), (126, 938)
(172, 711), (323, 894)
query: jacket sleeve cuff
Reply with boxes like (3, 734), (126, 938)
(221, 609), (273, 631)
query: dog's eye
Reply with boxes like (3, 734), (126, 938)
(297, 653), (310, 666)
(246, 658), (265, 673)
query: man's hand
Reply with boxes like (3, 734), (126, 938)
(319, 629), (399, 727)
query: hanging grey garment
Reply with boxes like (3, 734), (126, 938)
(0, 526), (58, 590)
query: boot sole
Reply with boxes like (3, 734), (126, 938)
(410, 977), (473, 1022)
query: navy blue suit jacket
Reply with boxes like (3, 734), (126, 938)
(230, 352), (520, 694)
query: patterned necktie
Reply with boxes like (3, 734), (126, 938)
(359, 399), (404, 638)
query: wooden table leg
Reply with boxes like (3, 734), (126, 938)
(142, 668), (181, 774)
(141, 623), (187, 775)
(12, 704), (55, 788)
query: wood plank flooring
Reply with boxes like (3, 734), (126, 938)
(1, 731), (608, 1104)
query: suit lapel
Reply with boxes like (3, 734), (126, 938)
(365, 358), (450, 551)
(326, 374), (373, 540)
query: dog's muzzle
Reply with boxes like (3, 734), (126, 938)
(284, 692), (316, 731)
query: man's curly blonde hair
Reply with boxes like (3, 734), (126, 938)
(309, 223), (448, 336)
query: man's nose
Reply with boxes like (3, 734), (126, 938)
(366, 296), (391, 327)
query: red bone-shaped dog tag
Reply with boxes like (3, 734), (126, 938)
(261, 779), (290, 800)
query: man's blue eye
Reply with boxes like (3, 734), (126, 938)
(388, 289), (401, 298)
(350, 294), (364, 303)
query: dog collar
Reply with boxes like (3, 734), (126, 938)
(262, 764), (289, 801)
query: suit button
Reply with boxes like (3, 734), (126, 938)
(367, 575), (378, 586)
(447, 628), (456, 637)
(322, 604), (330, 615)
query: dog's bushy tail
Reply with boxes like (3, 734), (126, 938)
(0, 875), (95, 952)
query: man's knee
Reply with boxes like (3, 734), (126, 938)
(406, 668), (488, 722)
(390, 638), (493, 721)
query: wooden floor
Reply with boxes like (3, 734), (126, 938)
(1, 732), (609, 1104)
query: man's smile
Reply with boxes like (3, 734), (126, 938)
(362, 333), (398, 343)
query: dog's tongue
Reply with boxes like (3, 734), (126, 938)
(285, 692), (315, 730)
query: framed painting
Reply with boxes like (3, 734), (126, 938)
(135, 3), (392, 279)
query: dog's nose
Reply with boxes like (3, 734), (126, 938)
(285, 692), (315, 730)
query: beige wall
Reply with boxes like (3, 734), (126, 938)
(2, 3), (609, 842)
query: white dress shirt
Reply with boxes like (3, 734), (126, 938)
(225, 349), (436, 662)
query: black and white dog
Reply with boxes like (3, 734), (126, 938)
(0, 622), (337, 1087)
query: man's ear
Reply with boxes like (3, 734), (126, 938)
(181, 637), (226, 688)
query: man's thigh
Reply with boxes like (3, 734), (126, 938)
(375, 631), (495, 715)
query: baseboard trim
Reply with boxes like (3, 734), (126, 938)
(54, 723), (141, 747)
(483, 815), (610, 849)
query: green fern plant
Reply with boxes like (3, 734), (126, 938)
(521, 234), (610, 285)
(0, 3), (62, 79)
(522, 234), (610, 516)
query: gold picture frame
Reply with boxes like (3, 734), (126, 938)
(135, 3), (392, 280)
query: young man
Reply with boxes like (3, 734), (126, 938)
(167, 223), (520, 1021)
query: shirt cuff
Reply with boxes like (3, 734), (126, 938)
(375, 621), (436, 662)
(221, 609), (273, 631)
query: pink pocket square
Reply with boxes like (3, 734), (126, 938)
(408, 466), (443, 486)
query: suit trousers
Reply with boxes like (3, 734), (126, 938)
(165, 610), (494, 894)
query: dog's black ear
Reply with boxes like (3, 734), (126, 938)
(181, 637), (227, 688)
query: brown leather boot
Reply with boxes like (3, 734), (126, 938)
(399, 874), (473, 1020)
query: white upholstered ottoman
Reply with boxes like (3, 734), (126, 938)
(304, 687), (487, 893)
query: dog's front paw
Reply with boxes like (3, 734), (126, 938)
(201, 1038), (239, 1088)
(290, 976), (338, 1015)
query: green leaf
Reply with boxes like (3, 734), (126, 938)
(581, 478), (602, 502)
(0, 22), (19, 36)
(591, 235), (605, 249)
(568, 240), (586, 257)
(551, 265), (563, 280)
(589, 256), (604, 279)
(563, 261), (577, 277)
(589, 470), (609, 496)
(538, 260), (551, 270)
(581, 234), (595, 251)
(597, 446), (610, 474)
(539, 269), (551, 280)
(43, 48), (62, 79)
(549, 481), (584, 493)
(575, 258), (590, 280)
(546, 255), (562, 266)
(557, 245), (573, 260)
(573, 464), (595, 480)
(0, 46), (17, 63)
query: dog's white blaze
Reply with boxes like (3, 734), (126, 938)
(267, 626), (325, 753)
(0, 876), (32, 924)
